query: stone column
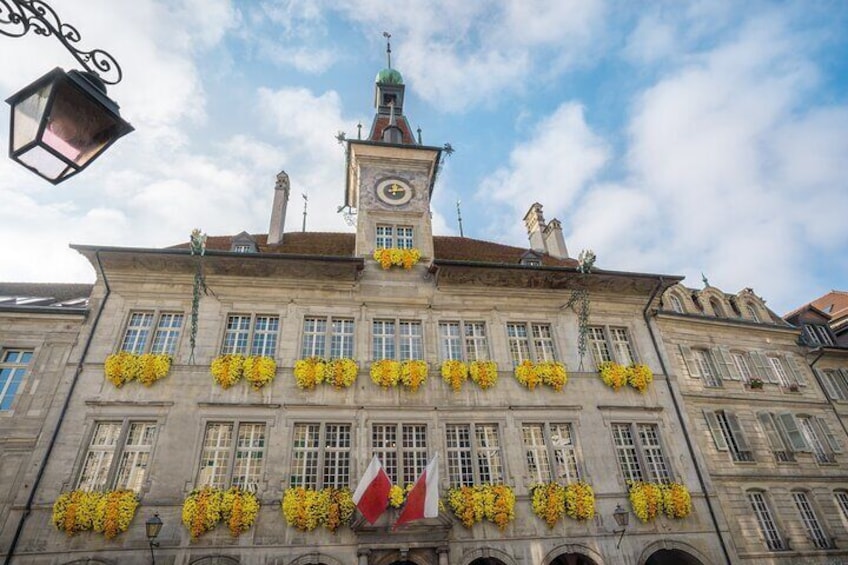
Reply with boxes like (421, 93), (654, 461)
(437, 546), (450, 565)
(358, 548), (371, 565)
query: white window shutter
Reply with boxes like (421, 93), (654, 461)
(815, 417), (843, 454)
(703, 410), (728, 451)
(716, 346), (740, 380)
(786, 355), (807, 387)
(776, 413), (810, 452)
(679, 344), (701, 378)
(748, 351), (771, 382)
(727, 412), (751, 452)
(815, 368), (840, 401)
(758, 412), (788, 452)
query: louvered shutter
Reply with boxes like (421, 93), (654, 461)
(815, 417), (843, 453)
(758, 412), (788, 451)
(748, 351), (770, 382)
(716, 346), (740, 380)
(776, 413), (810, 452)
(786, 355), (807, 387)
(703, 410), (728, 451)
(679, 344), (701, 378)
(726, 412), (751, 452)
(815, 368), (840, 401)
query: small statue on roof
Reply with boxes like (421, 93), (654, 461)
(578, 249), (596, 274)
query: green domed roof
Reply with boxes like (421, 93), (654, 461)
(375, 68), (403, 85)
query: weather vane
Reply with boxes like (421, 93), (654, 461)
(383, 31), (392, 68)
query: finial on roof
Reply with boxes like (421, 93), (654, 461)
(383, 31), (392, 69)
(701, 272), (710, 288)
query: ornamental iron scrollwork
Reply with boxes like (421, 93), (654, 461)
(0, 0), (123, 84)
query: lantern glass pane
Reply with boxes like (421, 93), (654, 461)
(45, 80), (121, 167)
(17, 145), (71, 181)
(12, 84), (52, 152)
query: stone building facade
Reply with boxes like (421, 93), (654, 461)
(656, 283), (848, 564)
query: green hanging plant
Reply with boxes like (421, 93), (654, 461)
(189, 229), (208, 364)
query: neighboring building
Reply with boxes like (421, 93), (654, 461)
(657, 283), (848, 564)
(0, 283), (91, 554)
(0, 59), (733, 565)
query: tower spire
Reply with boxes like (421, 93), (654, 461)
(383, 31), (392, 69)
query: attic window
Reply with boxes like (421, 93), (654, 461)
(803, 324), (835, 346)
(233, 244), (254, 253)
(521, 258), (542, 267)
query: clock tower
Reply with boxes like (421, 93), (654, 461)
(344, 37), (442, 261)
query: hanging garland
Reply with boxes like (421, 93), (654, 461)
(189, 228), (208, 364)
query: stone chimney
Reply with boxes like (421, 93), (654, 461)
(268, 171), (290, 245)
(523, 202), (547, 253)
(543, 218), (569, 259)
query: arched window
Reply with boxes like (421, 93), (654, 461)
(710, 298), (725, 318)
(747, 489), (785, 550)
(746, 303), (761, 322)
(791, 490), (831, 549)
(668, 294), (684, 313)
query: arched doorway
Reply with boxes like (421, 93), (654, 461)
(469, 559), (507, 565)
(189, 557), (240, 565)
(549, 555), (598, 565)
(645, 549), (704, 565)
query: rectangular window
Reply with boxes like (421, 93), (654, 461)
(704, 410), (753, 462)
(589, 326), (636, 367)
(803, 324), (835, 346)
(372, 423), (427, 484)
(820, 369), (848, 401)
(757, 412), (796, 463)
(835, 491), (848, 524)
(732, 352), (753, 384)
(289, 423), (352, 489)
(120, 311), (184, 355)
(197, 422), (266, 489)
(767, 356), (792, 388)
(445, 423), (504, 486)
(792, 491), (830, 549)
(506, 322), (556, 366)
(748, 491), (785, 550)
(396, 226), (414, 249)
(798, 416), (838, 464)
(522, 423), (580, 484)
(439, 321), (490, 361)
(301, 317), (355, 359)
(221, 314), (279, 356)
(694, 350), (722, 387)
(0, 349), (32, 411)
(372, 319), (422, 360)
(77, 421), (157, 493)
(611, 423), (670, 483)
(376, 225), (394, 248)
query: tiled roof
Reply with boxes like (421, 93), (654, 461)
(0, 282), (92, 308)
(811, 291), (848, 320)
(169, 232), (579, 267)
(368, 116), (417, 144)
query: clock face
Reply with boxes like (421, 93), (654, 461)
(376, 178), (413, 206)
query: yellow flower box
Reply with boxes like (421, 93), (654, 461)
(211, 354), (277, 390)
(104, 352), (171, 388)
(598, 361), (629, 391)
(628, 481), (691, 522)
(440, 360), (468, 392)
(447, 484), (515, 530)
(469, 360), (498, 389)
(515, 360), (567, 391)
(52, 490), (138, 539)
(373, 247), (421, 270)
(281, 486), (354, 532)
(626, 363), (653, 393)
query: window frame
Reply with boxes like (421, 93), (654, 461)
(506, 321), (558, 366)
(747, 489), (786, 551)
(289, 422), (353, 489)
(119, 310), (185, 356)
(444, 422), (505, 486)
(371, 318), (423, 361)
(703, 409), (754, 462)
(521, 421), (581, 484)
(791, 490), (831, 549)
(370, 422), (429, 485)
(588, 325), (638, 368)
(300, 316), (355, 359)
(0, 348), (33, 411)
(375, 224), (414, 249)
(438, 320), (490, 362)
(610, 421), (671, 484)
(195, 419), (268, 491)
(219, 313), (280, 357)
(75, 418), (160, 494)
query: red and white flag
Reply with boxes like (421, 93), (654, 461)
(393, 453), (439, 529)
(352, 455), (392, 524)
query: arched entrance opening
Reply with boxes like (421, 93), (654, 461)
(469, 559), (507, 565)
(549, 554), (598, 565)
(645, 549), (704, 565)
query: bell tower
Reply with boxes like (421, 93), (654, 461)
(345, 34), (442, 260)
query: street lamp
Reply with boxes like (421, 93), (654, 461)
(145, 512), (163, 565)
(613, 504), (629, 549)
(1, 0), (133, 184)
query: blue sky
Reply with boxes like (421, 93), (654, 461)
(1, 0), (847, 315)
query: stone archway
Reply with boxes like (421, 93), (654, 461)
(289, 554), (345, 565)
(189, 557), (240, 565)
(543, 543), (605, 565)
(62, 560), (113, 565)
(644, 549), (704, 565)
(468, 559), (507, 565)
(549, 555), (598, 565)
(461, 547), (517, 565)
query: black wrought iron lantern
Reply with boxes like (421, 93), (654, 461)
(6, 67), (133, 184)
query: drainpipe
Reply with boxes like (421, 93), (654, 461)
(4, 250), (111, 565)
(643, 277), (733, 565)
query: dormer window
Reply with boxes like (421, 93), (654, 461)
(234, 245), (252, 253)
(803, 324), (835, 346)
(746, 303), (761, 323)
(519, 250), (543, 266)
(710, 298), (725, 318)
(668, 294), (684, 313)
(230, 232), (257, 253)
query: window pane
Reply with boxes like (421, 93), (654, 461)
(550, 423), (580, 482)
(322, 424), (351, 488)
(507, 323), (531, 366)
(402, 424), (428, 484)
(121, 312), (154, 354)
(198, 423), (233, 489)
(291, 424), (320, 488)
(372, 320), (395, 360)
(522, 424), (550, 483)
(302, 317), (327, 358)
(475, 424), (503, 484)
(150, 313), (183, 355)
(372, 424), (398, 483)
(0, 349), (33, 411)
(115, 422), (156, 492)
(610, 327), (635, 365)
(732, 353), (752, 383)
(396, 226), (414, 249)
(233, 423), (265, 489)
(251, 316), (279, 357)
(399, 321), (423, 360)
(531, 324), (556, 362)
(439, 322), (462, 361)
(588, 327), (612, 365)
(464, 322), (489, 361)
(222, 315), (251, 355)
(77, 423), (122, 491)
(376, 225), (393, 248)
(749, 491), (784, 550)
(638, 424), (670, 482)
(612, 423), (643, 482)
(330, 318), (355, 359)
(793, 491), (830, 549)
(446, 424), (474, 486)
